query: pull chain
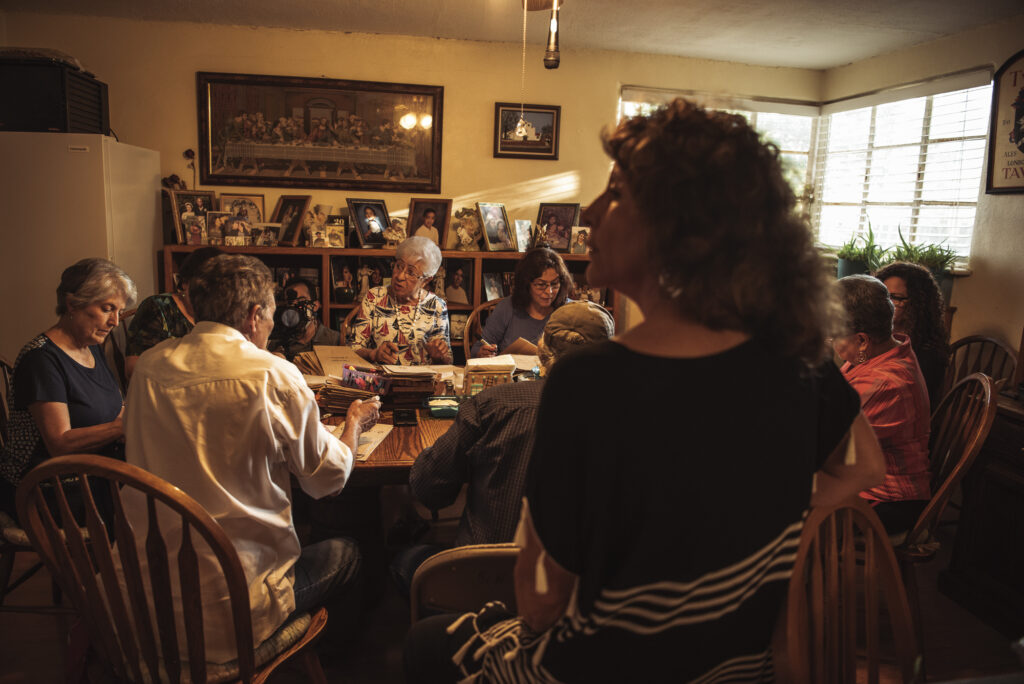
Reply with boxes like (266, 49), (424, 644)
(515, 1), (529, 138)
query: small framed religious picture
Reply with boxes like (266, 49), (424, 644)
(218, 193), (266, 224)
(270, 195), (312, 246)
(570, 226), (591, 255)
(536, 203), (579, 252)
(493, 102), (561, 160)
(476, 202), (516, 251)
(514, 220), (534, 252)
(408, 198), (453, 246)
(346, 198), (390, 247)
(986, 48), (1024, 194)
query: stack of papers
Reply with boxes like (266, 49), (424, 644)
(466, 355), (517, 372)
(314, 345), (378, 376)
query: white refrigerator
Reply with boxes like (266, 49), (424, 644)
(0, 132), (161, 361)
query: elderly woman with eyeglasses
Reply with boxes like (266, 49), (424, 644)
(351, 236), (452, 365)
(1, 258), (137, 521)
(471, 247), (572, 358)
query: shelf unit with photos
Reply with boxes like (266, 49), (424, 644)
(159, 245), (618, 349)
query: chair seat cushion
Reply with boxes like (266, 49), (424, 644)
(163, 612), (313, 684)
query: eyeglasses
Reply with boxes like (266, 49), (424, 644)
(393, 260), (426, 280)
(889, 294), (910, 305)
(530, 278), (561, 293)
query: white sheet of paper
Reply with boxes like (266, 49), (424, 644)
(465, 354), (517, 372)
(331, 422), (394, 461)
(509, 354), (540, 372)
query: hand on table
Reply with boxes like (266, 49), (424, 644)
(427, 337), (451, 363)
(347, 396), (381, 430)
(372, 342), (400, 365)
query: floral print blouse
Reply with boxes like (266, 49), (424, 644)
(350, 286), (450, 365)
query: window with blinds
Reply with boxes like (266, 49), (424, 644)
(620, 73), (992, 260)
(813, 82), (991, 257)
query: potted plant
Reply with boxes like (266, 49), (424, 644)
(883, 227), (957, 302)
(836, 226), (886, 277)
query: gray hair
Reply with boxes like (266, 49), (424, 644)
(189, 254), (275, 331)
(56, 258), (137, 315)
(396, 236), (442, 277)
(536, 301), (615, 373)
(837, 274), (894, 343)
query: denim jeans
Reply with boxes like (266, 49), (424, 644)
(289, 537), (363, 644)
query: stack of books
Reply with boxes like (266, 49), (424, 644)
(381, 365), (441, 407)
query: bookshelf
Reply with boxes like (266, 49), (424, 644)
(159, 245), (616, 337)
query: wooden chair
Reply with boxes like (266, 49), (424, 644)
(892, 372), (997, 675)
(17, 454), (329, 684)
(945, 335), (1017, 394)
(339, 305), (361, 344)
(774, 497), (921, 684)
(463, 298), (503, 360)
(1, 354), (13, 450)
(1, 355), (74, 614)
(409, 542), (519, 623)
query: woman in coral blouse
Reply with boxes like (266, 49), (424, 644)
(834, 274), (932, 533)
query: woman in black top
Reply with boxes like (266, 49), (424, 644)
(1, 258), (136, 520)
(405, 100), (886, 683)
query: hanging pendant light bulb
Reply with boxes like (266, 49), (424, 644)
(544, 0), (560, 69)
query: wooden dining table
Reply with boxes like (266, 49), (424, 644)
(323, 409), (454, 487)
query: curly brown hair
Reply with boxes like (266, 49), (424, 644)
(873, 261), (948, 361)
(510, 247), (572, 311)
(602, 98), (838, 365)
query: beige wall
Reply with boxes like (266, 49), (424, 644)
(2, 11), (1021, 348)
(825, 16), (1024, 349)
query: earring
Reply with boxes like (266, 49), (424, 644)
(857, 350), (867, 364)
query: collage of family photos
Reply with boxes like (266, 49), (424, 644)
(168, 188), (590, 256)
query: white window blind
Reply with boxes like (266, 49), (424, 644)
(813, 77), (992, 257)
(620, 73), (992, 260)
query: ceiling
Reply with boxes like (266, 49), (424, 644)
(4, 0), (1023, 70)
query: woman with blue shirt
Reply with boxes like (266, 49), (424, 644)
(472, 247), (572, 357)
(1, 258), (136, 520)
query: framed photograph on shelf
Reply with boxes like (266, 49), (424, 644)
(254, 223), (281, 246)
(493, 102), (561, 160)
(205, 211), (230, 245)
(482, 272), (504, 301)
(408, 198), (452, 247)
(347, 199), (390, 247)
(514, 220), (533, 252)
(218, 193), (265, 224)
(444, 207), (483, 251)
(570, 226), (591, 254)
(385, 217), (407, 246)
(449, 313), (468, 342)
(536, 203), (579, 252)
(986, 48), (1024, 194)
(168, 190), (216, 244)
(477, 202), (516, 251)
(325, 215), (347, 248)
(197, 71), (444, 192)
(441, 258), (472, 305)
(331, 255), (358, 304)
(270, 195), (312, 246)
(222, 215), (253, 246)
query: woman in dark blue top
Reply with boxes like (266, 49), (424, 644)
(472, 247), (573, 357)
(1, 258), (136, 519)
